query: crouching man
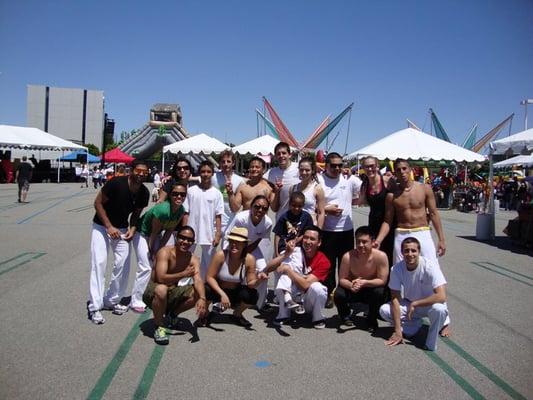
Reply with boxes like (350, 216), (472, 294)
(334, 226), (388, 332)
(143, 225), (207, 345)
(379, 237), (451, 351)
(265, 226), (331, 329)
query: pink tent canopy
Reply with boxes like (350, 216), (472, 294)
(102, 148), (135, 164)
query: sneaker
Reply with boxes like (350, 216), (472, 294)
(272, 317), (288, 327)
(90, 310), (105, 325)
(341, 317), (354, 327)
(285, 299), (299, 309)
(130, 306), (146, 314)
(154, 326), (169, 345)
(294, 305), (305, 315)
(212, 302), (224, 313)
(258, 304), (276, 314)
(112, 304), (128, 315)
(313, 320), (326, 329)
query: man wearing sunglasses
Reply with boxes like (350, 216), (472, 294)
(87, 159), (150, 324)
(320, 152), (361, 308)
(143, 225), (208, 345)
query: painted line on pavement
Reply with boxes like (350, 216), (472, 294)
(87, 312), (150, 400)
(441, 337), (527, 400)
(470, 262), (533, 287)
(480, 261), (533, 281)
(132, 345), (166, 400)
(0, 252), (46, 276)
(66, 204), (94, 213)
(17, 190), (85, 224)
(424, 351), (485, 400)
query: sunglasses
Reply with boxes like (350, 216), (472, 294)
(170, 191), (187, 197)
(176, 165), (190, 171)
(329, 163), (343, 169)
(177, 234), (194, 243)
(253, 204), (269, 212)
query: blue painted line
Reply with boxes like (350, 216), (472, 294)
(255, 360), (272, 368)
(17, 190), (85, 224)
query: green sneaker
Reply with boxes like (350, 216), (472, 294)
(154, 326), (169, 345)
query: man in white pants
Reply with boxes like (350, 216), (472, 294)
(380, 237), (451, 351)
(87, 160), (150, 324)
(265, 226), (332, 329)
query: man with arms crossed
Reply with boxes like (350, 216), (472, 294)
(143, 225), (208, 345)
(87, 160), (150, 324)
(229, 156), (274, 212)
(375, 158), (445, 267)
(380, 237), (450, 351)
(334, 226), (388, 332)
(266, 141), (300, 221)
(265, 226), (331, 329)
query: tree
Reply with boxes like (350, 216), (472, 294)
(105, 143), (118, 152)
(85, 143), (100, 156)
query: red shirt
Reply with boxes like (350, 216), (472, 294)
(306, 250), (331, 283)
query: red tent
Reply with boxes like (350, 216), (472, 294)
(101, 148), (135, 164)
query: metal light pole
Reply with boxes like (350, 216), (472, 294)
(520, 99), (533, 130)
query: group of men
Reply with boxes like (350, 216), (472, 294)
(86, 142), (451, 351)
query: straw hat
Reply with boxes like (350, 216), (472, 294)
(226, 227), (248, 242)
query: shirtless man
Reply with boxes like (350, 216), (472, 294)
(143, 225), (208, 345)
(229, 156), (274, 212)
(334, 226), (388, 331)
(375, 158), (445, 267)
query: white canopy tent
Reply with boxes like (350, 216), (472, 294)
(478, 128), (533, 240)
(161, 133), (231, 174)
(232, 135), (288, 155)
(345, 128), (486, 162)
(0, 125), (88, 182)
(490, 128), (533, 155)
(493, 154), (533, 168)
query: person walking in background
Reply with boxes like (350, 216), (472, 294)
(15, 156), (33, 203)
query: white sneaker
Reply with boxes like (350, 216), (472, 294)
(106, 304), (128, 315)
(90, 310), (105, 325)
(285, 299), (299, 309)
(294, 305), (305, 315)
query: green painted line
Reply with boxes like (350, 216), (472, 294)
(87, 313), (150, 400)
(480, 262), (533, 282)
(132, 344), (166, 400)
(470, 262), (533, 288)
(442, 337), (527, 400)
(0, 252), (46, 276)
(425, 351), (486, 400)
(0, 252), (31, 266)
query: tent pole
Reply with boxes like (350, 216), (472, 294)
(57, 151), (62, 183)
(162, 150), (165, 174)
(488, 150), (495, 240)
(464, 164), (468, 184)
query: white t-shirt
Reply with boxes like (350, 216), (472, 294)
(223, 210), (272, 249)
(389, 257), (447, 301)
(265, 163), (300, 220)
(321, 173), (361, 232)
(186, 185), (224, 245)
(212, 171), (244, 229)
(153, 173), (161, 188)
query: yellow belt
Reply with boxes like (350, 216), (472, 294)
(395, 226), (431, 233)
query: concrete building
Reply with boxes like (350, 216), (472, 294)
(27, 85), (106, 150)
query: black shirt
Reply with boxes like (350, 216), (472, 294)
(273, 210), (314, 253)
(16, 162), (33, 182)
(93, 176), (149, 228)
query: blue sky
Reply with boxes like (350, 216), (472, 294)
(1, 0), (532, 154)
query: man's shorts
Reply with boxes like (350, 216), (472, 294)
(18, 180), (30, 191)
(143, 281), (193, 313)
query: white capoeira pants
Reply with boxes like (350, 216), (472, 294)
(379, 299), (450, 351)
(130, 233), (153, 309)
(275, 282), (328, 323)
(88, 223), (130, 312)
(393, 227), (440, 268)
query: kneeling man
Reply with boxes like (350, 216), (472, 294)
(143, 225), (207, 345)
(379, 237), (450, 351)
(334, 226), (388, 331)
(266, 226), (331, 329)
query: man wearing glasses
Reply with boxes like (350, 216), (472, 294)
(143, 225), (208, 345)
(320, 152), (361, 308)
(87, 160), (150, 324)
